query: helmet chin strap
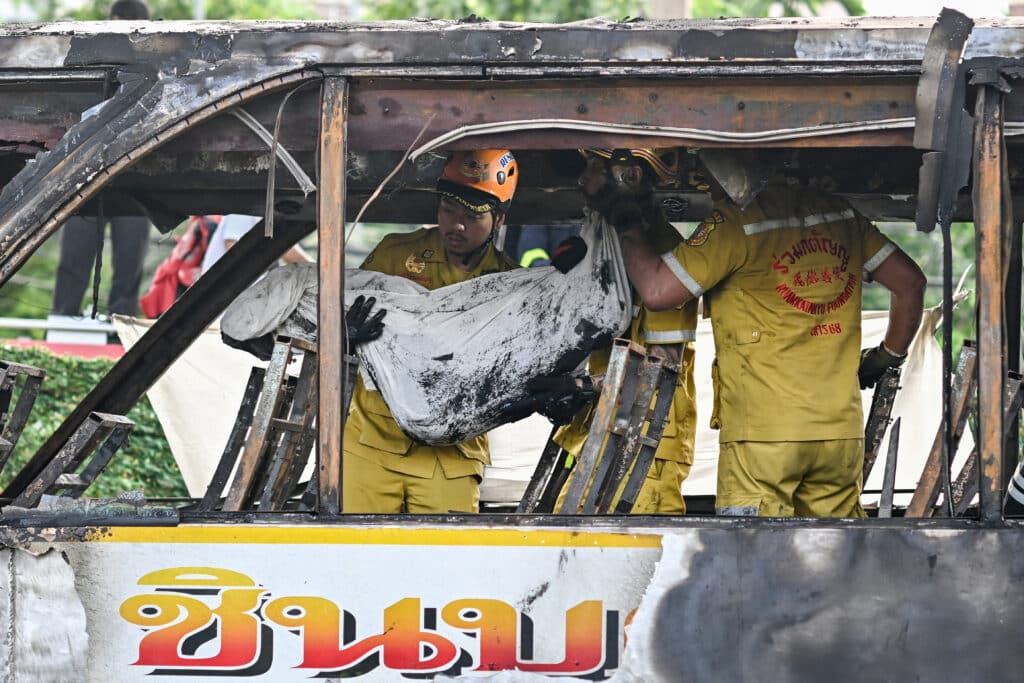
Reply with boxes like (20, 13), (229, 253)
(459, 211), (498, 267)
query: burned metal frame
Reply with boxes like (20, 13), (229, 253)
(0, 18), (1022, 526)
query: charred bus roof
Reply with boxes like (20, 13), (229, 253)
(2, 15), (1024, 236)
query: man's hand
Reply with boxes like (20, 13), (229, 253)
(346, 294), (386, 353)
(500, 374), (597, 425)
(858, 342), (907, 389)
(585, 171), (655, 233)
(648, 343), (682, 366)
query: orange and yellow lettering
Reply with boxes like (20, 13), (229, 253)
(137, 566), (256, 588)
(121, 588), (265, 668)
(442, 599), (519, 671)
(518, 600), (606, 675)
(380, 598), (459, 671)
(265, 596), (379, 670)
(265, 597), (458, 673)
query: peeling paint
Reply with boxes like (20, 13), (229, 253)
(794, 28), (928, 61)
(613, 43), (673, 61)
(0, 549), (87, 681)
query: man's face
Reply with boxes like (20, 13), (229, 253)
(578, 154), (642, 213)
(437, 197), (501, 257)
(578, 155), (611, 200)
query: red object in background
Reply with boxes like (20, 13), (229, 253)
(2, 339), (124, 360)
(139, 215), (221, 318)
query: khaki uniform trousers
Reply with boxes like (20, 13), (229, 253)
(343, 447), (480, 514)
(716, 439), (866, 518)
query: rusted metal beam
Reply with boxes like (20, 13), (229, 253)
(347, 78), (918, 151)
(906, 341), (977, 518)
(557, 339), (640, 515)
(222, 341), (293, 512)
(517, 427), (564, 514)
(318, 76), (347, 517)
(974, 85), (1008, 524)
(0, 361), (45, 474)
(954, 373), (1024, 516)
(197, 367), (265, 512)
(12, 412), (134, 508)
(877, 417), (901, 519)
(1002, 226), (1022, 491)
(615, 360), (680, 515)
(862, 368), (901, 482)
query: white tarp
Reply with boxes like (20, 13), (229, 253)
(219, 213), (632, 446)
(343, 211), (632, 445)
(114, 316), (277, 497)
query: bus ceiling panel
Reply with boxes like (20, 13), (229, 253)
(0, 85), (108, 151)
(346, 77), (919, 151)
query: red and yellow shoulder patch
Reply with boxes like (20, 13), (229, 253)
(686, 210), (724, 246)
(405, 253), (426, 274)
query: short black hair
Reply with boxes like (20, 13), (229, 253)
(109, 0), (150, 19)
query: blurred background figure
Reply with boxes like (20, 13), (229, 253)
(49, 0), (153, 320)
(199, 214), (311, 276)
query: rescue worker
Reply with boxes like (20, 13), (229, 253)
(525, 148), (698, 514)
(603, 151), (926, 518)
(343, 149), (519, 514)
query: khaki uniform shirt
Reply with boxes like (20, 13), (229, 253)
(345, 227), (518, 478)
(664, 186), (894, 442)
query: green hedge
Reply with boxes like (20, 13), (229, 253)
(0, 343), (188, 499)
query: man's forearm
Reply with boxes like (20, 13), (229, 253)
(884, 288), (924, 355)
(619, 229), (692, 312)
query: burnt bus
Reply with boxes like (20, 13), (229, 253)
(0, 12), (1022, 681)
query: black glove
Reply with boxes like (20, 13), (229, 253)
(605, 196), (649, 232)
(587, 174), (655, 233)
(551, 236), (587, 274)
(500, 374), (596, 425)
(858, 342), (906, 389)
(346, 294), (386, 353)
(221, 331), (275, 361)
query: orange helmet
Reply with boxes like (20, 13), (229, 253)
(437, 149), (518, 214)
(582, 147), (680, 186)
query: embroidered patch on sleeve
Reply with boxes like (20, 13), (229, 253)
(405, 253), (426, 273)
(686, 211), (723, 246)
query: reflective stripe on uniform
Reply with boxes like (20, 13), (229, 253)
(632, 304), (641, 318)
(863, 241), (897, 273)
(1008, 470), (1024, 505)
(519, 248), (550, 268)
(743, 208), (856, 236)
(661, 252), (705, 296)
(645, 329), (696, 343)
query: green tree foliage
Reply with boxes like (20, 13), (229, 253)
(0, 344), (187, 498)
(0, 241), (59, 331)
(691, 0), (864, 17)
(364, 0), (639, 22)
(362, 0), (864, 21)
(22, 0), (319, 22)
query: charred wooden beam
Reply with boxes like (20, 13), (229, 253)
(318, 77), (348, 517)
(974, 85), (1008, 524)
